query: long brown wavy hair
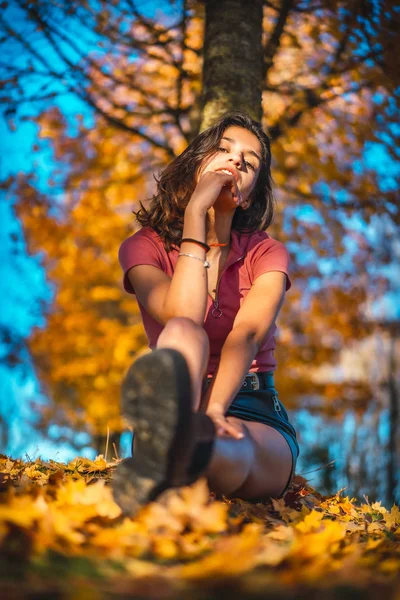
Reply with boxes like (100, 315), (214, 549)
(133, 111), (275, 252)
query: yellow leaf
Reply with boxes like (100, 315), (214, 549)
(24, 466), (49, 484)
(365, 537), (383, 550)
(5, 460), (14, 472)
(178, 531), (213, 559)
(379, 558), (400, 574)
(55, 479), (121, 520)
(152, 536), (178, 559)
(178, 523), (263, 579)
(258, 525), (294, 566)
(385, 505), (400, 529)
(371, 501), (387, 513)
(86, 455), (110, 473)
(291, 520), (346, 560)
(90, 517), (149, 557)
(0, 495), (46, 528)
(153, 479), (229, 535)
(295, 509), (324, 533)
(328, 504), (340, 515)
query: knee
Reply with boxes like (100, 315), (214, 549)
(161, 317), (209, 347)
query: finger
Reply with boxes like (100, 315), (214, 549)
(215, 419), (227, 436)
(235, 192), (243, 206)
(210, 414), (244, 440)
(231, 182), (242, 206)
(210, 416), (226, 435)
(222, 420), (244, 439)
(216, 172), (241, 203)
(215, 418), (234, 438)
(218, 176), (238, 203)
(216, 426), (236, 438)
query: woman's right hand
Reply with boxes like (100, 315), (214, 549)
(187, 171), (243, 214)
(206, 406), (245, 440)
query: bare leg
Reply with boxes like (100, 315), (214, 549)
(156, 317), (209, 412)
(156, 317), (293, 499)
(206, 417), (293, 499)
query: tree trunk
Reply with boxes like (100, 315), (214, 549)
(200, 0), (264, 130)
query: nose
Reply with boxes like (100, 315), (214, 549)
(228, 151), (244, 169)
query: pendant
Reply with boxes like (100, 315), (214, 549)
(212, 303), (222, 318)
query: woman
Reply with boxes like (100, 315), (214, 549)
(113, 111), (299, 516)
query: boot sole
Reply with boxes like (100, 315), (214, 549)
(112, 348), (192, 515)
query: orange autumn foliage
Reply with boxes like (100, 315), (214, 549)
(7, 2), (399, 444)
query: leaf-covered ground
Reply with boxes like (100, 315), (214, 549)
(0, 455), (399, 599)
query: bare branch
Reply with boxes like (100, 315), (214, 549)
(80, 91), (175, 157)
(126, 0), (185, 39)
(171, 0), (192, 143)
(267, 3), (380, 141)
(291, 1), (324, 12)
(269, 81), (374, 140)
(263, 0), (295, 80)
(9, 3), (176, 154)
(0, 13), (61, 78)
(263, 1), (279, 11)
(281, 184), (391, 215)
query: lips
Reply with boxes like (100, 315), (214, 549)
(214, 165), (239, 183)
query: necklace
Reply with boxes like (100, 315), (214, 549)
(209, 242), (229, 247)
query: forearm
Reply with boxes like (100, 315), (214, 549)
(205, 325), (259, 414)
(163, 204), (208, 325)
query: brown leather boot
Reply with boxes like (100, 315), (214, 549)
(112, 348), (216, 516)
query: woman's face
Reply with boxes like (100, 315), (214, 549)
(197, 126), (262, 209)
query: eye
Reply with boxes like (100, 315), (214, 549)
(245, 160), (255, 171)
(218, 147), (228, 152)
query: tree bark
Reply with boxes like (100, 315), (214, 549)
(200, 0), (264, 130)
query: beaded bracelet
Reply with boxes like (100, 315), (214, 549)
(180, 238), (210, 252)
(178, 252), (210, 268)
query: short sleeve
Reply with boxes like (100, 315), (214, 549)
(118, 228), (164, 294)
(251, 238), (292, 291)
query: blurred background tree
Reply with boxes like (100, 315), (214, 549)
(1, 0), (399, 501)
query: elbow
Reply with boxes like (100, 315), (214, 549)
(162, 306), (205, 328)
(162, 292), (207, 328)
(248, 331), (261, 350)
(232, 324), (260, 348)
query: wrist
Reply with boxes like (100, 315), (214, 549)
(180, 238), (210, 252)
(185, 199), (207, 218)
(206, 402), (226, 415)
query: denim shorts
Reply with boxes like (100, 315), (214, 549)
(204, 380), (300, 499)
